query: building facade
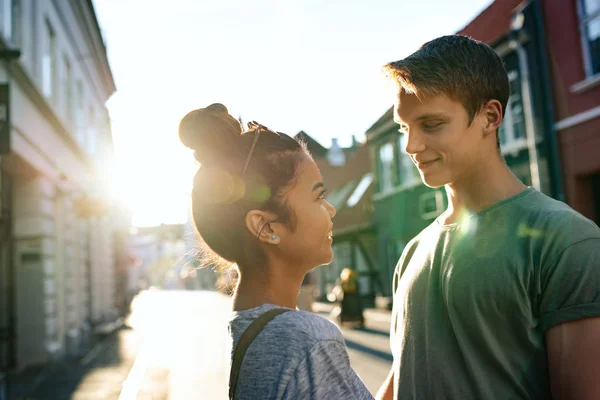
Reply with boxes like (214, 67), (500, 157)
(543, 0), (600, 224)
(0, 0), (121, 369)
(457, 0), (600, 222)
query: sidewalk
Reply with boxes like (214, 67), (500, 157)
(4, 321), (132, 400)
(312, 301), (392, 324)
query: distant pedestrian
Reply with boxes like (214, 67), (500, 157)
(376, 35), (600, 400)
(331, 268), (364, 328)
(179, 104), (373, 400)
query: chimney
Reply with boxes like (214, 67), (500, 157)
(327, 138), (346, 166)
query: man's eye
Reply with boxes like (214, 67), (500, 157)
(318, 189), (327, 200)
(423, 123), (443, 131)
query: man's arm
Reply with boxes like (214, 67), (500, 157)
(376, 367), (394, 400)
(546, 316), (600, 400)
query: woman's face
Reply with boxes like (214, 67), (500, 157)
(275, 154), (336, 270)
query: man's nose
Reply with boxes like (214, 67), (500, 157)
(404, 131), (426, 155)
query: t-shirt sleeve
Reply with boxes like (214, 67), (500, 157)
(281, 340), (374, 400)
(540, 237), (600, 332)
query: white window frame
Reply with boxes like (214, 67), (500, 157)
(418, 190), (444, 220)
(577, 0), (600, 78)
(499, 70), (528, 157)
(378, 141), (396, 193)
(397, 133), (419, 186)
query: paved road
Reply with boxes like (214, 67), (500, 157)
(9, 290), (392, 399)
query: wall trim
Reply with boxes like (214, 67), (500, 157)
(555, 105), (600, 131)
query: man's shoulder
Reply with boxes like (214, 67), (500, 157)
(517, 190), (600, 246)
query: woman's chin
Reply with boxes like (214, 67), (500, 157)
(322, 251), (334, 265)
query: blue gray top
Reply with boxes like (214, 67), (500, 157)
(228, 303), (374, 399)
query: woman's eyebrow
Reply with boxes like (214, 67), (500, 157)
(312, 182), (324, 192)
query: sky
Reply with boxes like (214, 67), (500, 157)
(92, 0), (493, 227)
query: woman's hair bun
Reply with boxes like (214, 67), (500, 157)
(178, 103), (243, 167)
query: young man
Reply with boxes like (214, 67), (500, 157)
(377, 35), (600, 400)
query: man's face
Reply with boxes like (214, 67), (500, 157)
(394, 92), (485, 188)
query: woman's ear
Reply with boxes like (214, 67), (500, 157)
(245, 210), (280, 244)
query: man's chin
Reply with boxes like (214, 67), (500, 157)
(420, 177), (447, 189)
(417, 169), (451, 188)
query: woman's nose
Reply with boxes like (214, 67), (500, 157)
(328, 202), (337, 219)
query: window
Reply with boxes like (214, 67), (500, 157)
(347, 173), (374, 208)
(1, 0), (12, 40)
(87, 105), (96, 156)
(499, 70), (527, 155)
(398, 133), (419, 185)
(419, 190), (444, 220)
(579, 0), (600, 76)
(75, 81), (85, 145)
(42, 19), (57, 98)
(327, 180), (356, 210)
(63, 56), (73, 124)
(10, 0), (21, 45)
(378, 142), (396, 192)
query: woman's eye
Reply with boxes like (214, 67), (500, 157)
(318, 189), (327, 200)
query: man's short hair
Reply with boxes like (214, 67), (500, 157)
(383, 35), (509, 147)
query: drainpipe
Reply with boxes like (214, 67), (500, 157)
(531, 0), (565, 201)
(510, 14), (542, 192)
(0, 49), (21, 375)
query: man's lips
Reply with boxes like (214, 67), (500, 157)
(415, 158), (439, 169)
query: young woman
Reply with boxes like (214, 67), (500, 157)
(179, 103), (373, 400)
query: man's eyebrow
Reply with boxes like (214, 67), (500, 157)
(395, 112), (448, 126)
(312, 182), (324, 191)
(415, 112), (449, 121)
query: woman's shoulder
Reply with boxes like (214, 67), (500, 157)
(275, 309), (345, 344)
(230, 304), (345, 349)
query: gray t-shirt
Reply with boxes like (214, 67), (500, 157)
(228, 304), (373, 399)
(391, 188), (600, 399)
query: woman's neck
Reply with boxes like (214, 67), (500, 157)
(232, 261), (305, 311)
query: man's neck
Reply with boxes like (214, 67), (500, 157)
(232, 260), (305, 311)
(441, 159), (528, 225)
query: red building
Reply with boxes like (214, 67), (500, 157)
(459, 0), (600, 222)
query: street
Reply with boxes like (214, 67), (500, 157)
(9, 290), (392, 399)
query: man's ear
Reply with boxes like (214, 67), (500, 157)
(245, 210), (280, 244)
(481, 99), (503, 137)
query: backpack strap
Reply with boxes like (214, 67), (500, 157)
(229, 308), (293, 399)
